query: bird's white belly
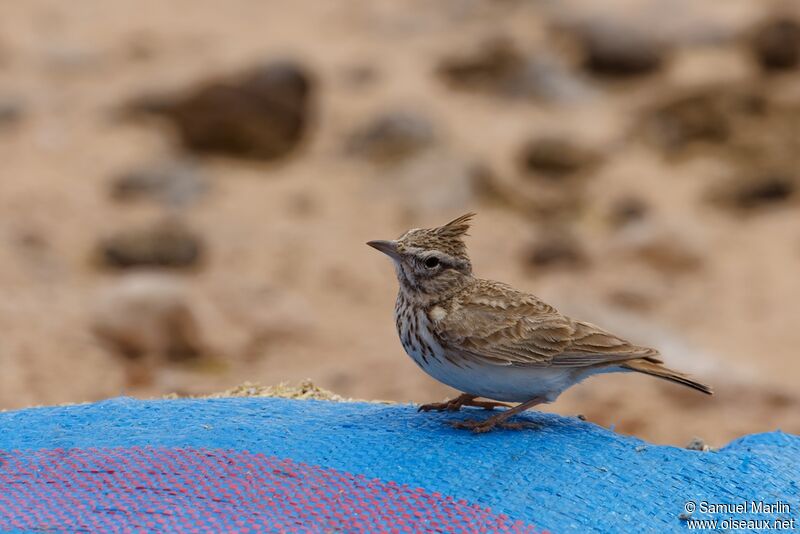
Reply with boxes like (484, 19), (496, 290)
(400, 308), (595, 403)
(420, 356), (580, 403)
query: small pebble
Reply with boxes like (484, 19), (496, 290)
(685, 437), (711, 452)
(346, 111), (435, 164)
(576, 22), (665, 77)
(752, 17), (800, 71)
(96, 218), (205, 270)
(110, 159), (209, 207)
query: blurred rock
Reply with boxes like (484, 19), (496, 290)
(129, 61), (313, 160)
(608, 196), (649, 229)
(606, 288), (655, 313)
(648, 92), (728, 149)
(126, 32), (160, 62)
(346, 111), (435, 164)
(97, 218), (204, 270)
(521, 231), (589, 273)
(110, 159), (209, 207)
(474, 168), (586, 221)
(637, 238), (703, 276)
(752, 17), (800, 71)
(92, 273), (205, 386)
(709, 169), (797, 212)
(438, 38), (526, 93)
(641, 86), (766, 152)
(13, 227), (49, 251)
(617, 223), (704, 276)
(518, 137), (598, 180)
(577, 22), (665, 77)
(437, 38), (592, 101)
(341, 63), (378, 88)
(0, 97), (23, 126)
(470, 164), (507, 205)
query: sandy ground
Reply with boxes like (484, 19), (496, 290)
(1, 0), (799, 446)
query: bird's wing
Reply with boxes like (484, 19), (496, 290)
(436, 280), (660, 368)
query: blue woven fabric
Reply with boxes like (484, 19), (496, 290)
(0, 397), (797, 533)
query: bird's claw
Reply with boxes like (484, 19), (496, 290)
(418, 401), (457, 412)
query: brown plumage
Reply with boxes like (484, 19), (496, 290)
(368, 213), (712, 432)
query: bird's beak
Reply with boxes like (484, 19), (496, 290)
(367, 239), (402, 261)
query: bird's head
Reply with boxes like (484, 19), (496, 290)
(368, 213), (474, 299)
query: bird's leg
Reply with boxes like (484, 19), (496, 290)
(418, 393), (511, 412)
(452, 396), (545, 433)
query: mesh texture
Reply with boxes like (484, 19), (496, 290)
(0, 446), (540, 533)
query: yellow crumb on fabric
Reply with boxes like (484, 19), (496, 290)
(208, 380), (347, 401)
(165, 380), (394, 403)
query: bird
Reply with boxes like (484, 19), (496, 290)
(367, 213), (712, 432)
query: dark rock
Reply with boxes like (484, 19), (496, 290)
(752, 17), (800, 71)
(97, 219), (204, 270)
(438, 38), (527, 94)
(735, 176), (795, 208)
(649, 93), (729, 149)
(110, 159), (209, 206)
(129, 61), (313, 160)
(346, 111), (435, 164)
(522, 232), (588, 272)
(711, 171), (796, 211)
(577, 23), (665, 77)
(518, 137), (597, 179)
(642, 87), (766, 152)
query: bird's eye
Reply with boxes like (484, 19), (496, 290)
(424, 257), (440, 268)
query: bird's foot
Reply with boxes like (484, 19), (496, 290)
(418, 394), (510, 413)
(451, 418), (537, 433)
(418, 400), (460, 412)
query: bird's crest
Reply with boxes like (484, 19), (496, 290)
(435, 212), (474, 239)
(398, 213), (475, 264)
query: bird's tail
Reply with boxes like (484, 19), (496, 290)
(622, 359), (713, 395)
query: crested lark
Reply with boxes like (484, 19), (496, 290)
(368, 213), (712, 433)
